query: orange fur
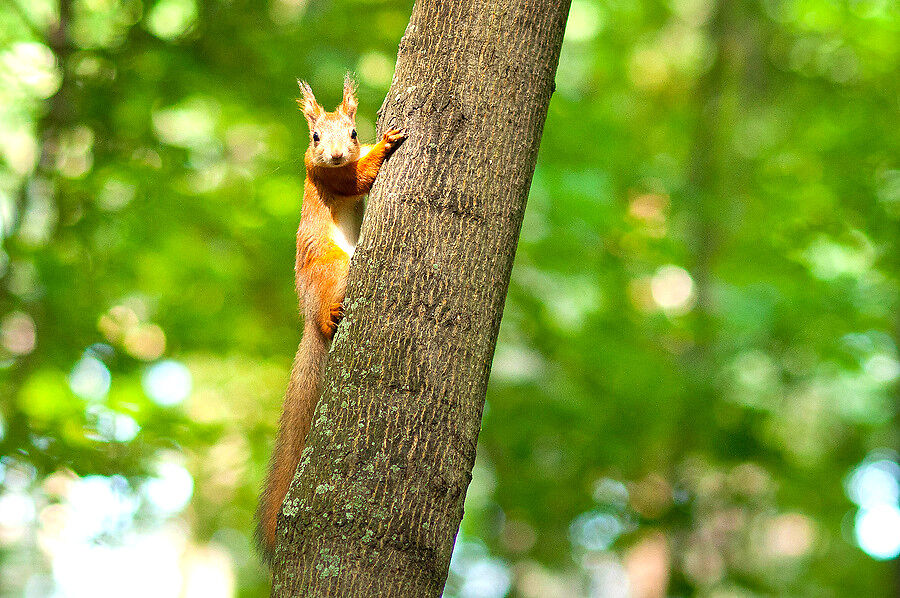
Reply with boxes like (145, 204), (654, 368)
(256, 76), (405, 562)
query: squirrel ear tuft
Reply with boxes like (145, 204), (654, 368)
(297, 80), (323, 128)
(340, 72), (358, 119)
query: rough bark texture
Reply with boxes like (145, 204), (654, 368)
(271, 1), (570, 596)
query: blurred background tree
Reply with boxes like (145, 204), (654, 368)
(0, 0), (897, 597)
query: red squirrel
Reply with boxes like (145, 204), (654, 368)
(256, 75), (405, 560)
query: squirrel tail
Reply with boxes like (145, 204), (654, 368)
(256, 323), (327, 563)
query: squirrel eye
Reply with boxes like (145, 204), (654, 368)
(350, 129), (357, 140)
(312, 132), (320, 143)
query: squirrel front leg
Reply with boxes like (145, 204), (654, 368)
(357, 129), (406, 193)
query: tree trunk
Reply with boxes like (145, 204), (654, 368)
(271, 1), (570, 596)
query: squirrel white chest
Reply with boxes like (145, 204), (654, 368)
(329, 201), (363, 258)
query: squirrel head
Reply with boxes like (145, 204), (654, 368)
(297, 74), (361, 168)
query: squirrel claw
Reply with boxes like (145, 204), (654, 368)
(382, 128), (407, 149)
(320, 303), (344, 339)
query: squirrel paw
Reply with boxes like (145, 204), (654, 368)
(382, 128), (407, 151)
(320, 303), (344, 339)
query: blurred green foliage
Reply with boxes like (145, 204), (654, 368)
(0, 0), (898, 596)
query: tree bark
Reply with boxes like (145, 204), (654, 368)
(271, 1), (570, 596)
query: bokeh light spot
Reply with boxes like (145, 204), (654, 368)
(592, 477), (629, 510)
(68, 354), (111, 401)
(0, 492), (36, 541)
(125, 324), (166, 361)
(66, 475), (138, 541)
(146, 0), (198, 39)
(0, 41), (61, 98)
(864, 353), (900, 383)
(152, 97), (218, 149)
(650, 265), (695, 313)
(1, 311), (36, 355)
(113, 413), (141, 443)
(570, 510), (624, 551)
(847, 459), (900, 509)
(143, 360), (192, 406)
(143, 461), (194, 516)
(855, 504), (900, 560)
(460, 559), (511, 598)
